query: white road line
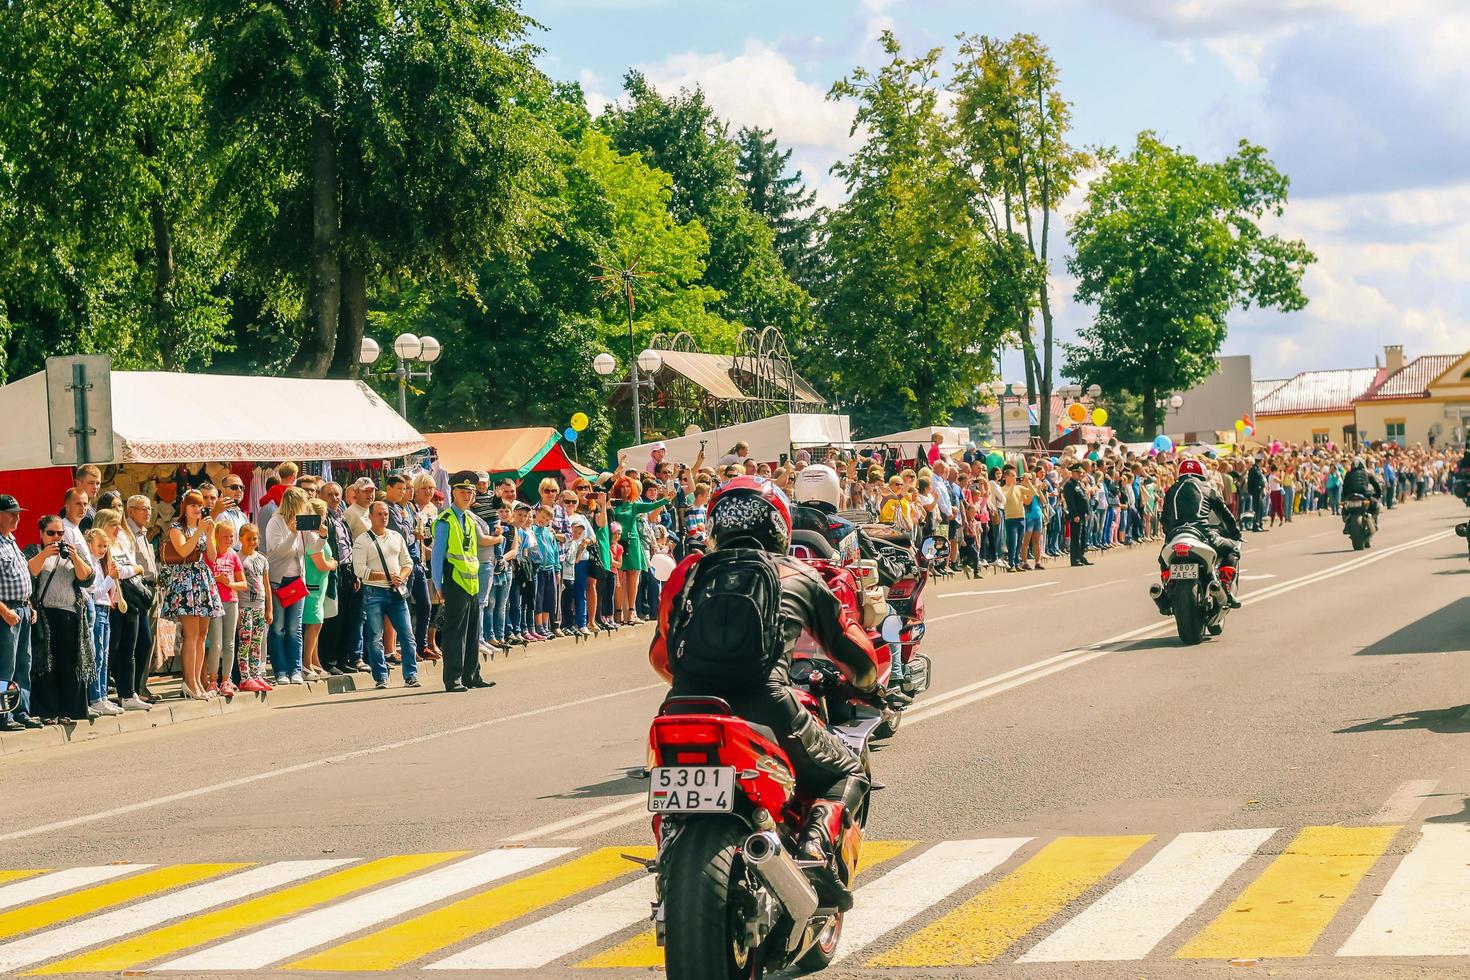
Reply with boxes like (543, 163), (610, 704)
(926, 603), (1008, 624)
(1340, 823), (1470, 956)
(834, 838), (1030, 962)
(0, 685), (665, 845)
(1367, 779), (1440, 825)
(0, 865), (151, 913)
(1054, 579), (1125, 597)
(501, 795), (645, 843)
(429, 873), (654, 970)
(159, 849), (570, 971)
(0, 860), (346, 973)
(904, 651), (1112, 727)
(1019, 828), (1276, 962)
(938, 582), (1058, 598)
(1238, 573), (1277, 581)
(561, 806), (652, 841)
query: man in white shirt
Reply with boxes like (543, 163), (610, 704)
(345, 478), (375, 542)
(352, 500), (418, 689)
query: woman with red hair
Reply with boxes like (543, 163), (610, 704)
(609, 476), (667, 625)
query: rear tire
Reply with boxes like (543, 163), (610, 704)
(663, 820), (763, 980)
(1172, 588), (1205, 646)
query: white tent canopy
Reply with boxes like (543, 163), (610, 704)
(0, 370), (427, 469)
(620, 413), (851, 469)
(856, 426), (970, 456)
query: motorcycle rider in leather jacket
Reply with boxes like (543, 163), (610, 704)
(1341, 458), (1383, 529)
(1161, 458), (1243, 608)
(649, 476), (879, 908)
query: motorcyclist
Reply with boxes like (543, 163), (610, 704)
(648, 476), (879, 909)
(1341, 456), (1384, 531)
(1160, 458), (1243, 609)
(791, 463), (856, 555)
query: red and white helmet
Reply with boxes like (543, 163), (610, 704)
(1177, 458), (1206, 479)
(707, 476), (792, 554)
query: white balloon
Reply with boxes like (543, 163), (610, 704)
(650, 552), (678, 583)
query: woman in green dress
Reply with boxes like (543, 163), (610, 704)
(610, 476), (666, 625)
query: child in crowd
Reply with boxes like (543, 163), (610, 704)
(609, 522), (627, 623)
(84, 529), (124, 716)
(683, 483), (710, 553)
(531, 504), (560, 640)
(207, 522), (246, 696)
(236, 523), (273, 692)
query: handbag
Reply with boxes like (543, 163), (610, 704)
(372, 536), (410, 599)
(120, 575), (154, 610)
(272, 576), (308, 607)
(160, 528), (195, 566)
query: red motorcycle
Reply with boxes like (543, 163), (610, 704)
(642, 617), (902, 980)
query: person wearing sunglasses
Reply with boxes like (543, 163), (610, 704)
(210, 477), (250, 548)
(27, 515), (96, 722)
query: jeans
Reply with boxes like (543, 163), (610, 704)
(408, 565), (431, 656)
(0, 610), (31, 721)
(506, 577), (524, 635)
(205, 600), (239, 685)
(1047, 510), (1064, 554)
(488, 573), (512, 641)
(563, 560), (591, 629)
(362, 586), (417, 683)
(268, 580), (305, 679)
(1282, 487), (1295, 521)
(1384, 481), (1396, 509)
(1004, 517), (1025, 568)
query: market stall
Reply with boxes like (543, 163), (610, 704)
(619, 413), (852, 469)
(425, 427), (596, 484)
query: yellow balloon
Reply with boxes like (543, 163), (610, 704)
(570, 412), (589, 432)
(1235, 419), (1246, 432)
(1066, 402), (1088, 424)
(1091, 408), (1108, 426)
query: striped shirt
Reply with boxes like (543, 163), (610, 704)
(0, 533), (31, 604)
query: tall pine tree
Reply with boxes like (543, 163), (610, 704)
(735, 126), (820, 286)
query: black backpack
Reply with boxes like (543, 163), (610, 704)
(668, 548), (784, 689)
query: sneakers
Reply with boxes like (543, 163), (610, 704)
(237, 679), (265, 693)
(374, 679), (388, 690)
(121, 696), (152, 711)
(405, 676), (421, 688)
(89, 699), (124, 716)
(289, 672), (305, 685)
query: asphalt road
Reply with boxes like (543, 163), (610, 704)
(2, 495), (1468, 979)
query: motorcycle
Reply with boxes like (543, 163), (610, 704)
(1342, 494), (1375, 551)
(1149, 527), (1231, 645)
(1455, 520), (1470, 560)
(642, 615), (904, 980)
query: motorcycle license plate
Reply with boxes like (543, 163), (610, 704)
(648, 767), (736, 813)
(1170, 563), (1199, 580)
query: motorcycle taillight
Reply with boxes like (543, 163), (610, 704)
(1173, 543), (1193, 556)
(656, 722), (723, 746)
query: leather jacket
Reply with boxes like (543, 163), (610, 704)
(650, 552), (879, 694)
(1162, 475), (1241, 540)
(1342, 465), (1382, 500)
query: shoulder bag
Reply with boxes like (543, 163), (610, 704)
(372, 535), (410, 599)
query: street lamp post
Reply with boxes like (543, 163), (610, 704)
(1162, 394), (1185, 436)
(360, 333), (442, 419)
(593, 347), (663, 445)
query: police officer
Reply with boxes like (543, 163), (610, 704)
(1063, 463), (1092, 566)
(432, 472), (494, 693)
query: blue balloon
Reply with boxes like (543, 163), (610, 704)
(1153, 435), (1174, 452)
(563, 427), (578, 443)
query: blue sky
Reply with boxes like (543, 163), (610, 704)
(530, 0), (1470, 384)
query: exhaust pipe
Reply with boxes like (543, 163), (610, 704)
(1148, 582), (1171, 616)
(744, 832), (819, 950)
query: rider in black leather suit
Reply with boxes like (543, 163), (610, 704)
(1341, 458), (1384, 528)
(1160, 459), (1243, 608)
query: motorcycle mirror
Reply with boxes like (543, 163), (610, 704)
(880, 614), (905, 646)
(921, 538), (937, 560)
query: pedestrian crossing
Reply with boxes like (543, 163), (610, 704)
(0, 823), (1466, 973)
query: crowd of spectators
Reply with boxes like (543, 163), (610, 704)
(0, 438), (1461, 729)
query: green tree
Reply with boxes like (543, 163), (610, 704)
(1064, 132), (1315, 433)
(198, 0), (555, 377)
(0, 0), (231, 381)
(735, 126), (821, 287)
(821, 33), (999, 428)
(599, 72), (812, 349)
(953, 32), (1090, 442)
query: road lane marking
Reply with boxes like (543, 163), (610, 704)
(0, 866), (148, 914)
(292, 847), (654, 971)
(502, 796), (646, 843)
(869, 835), (1151, 966)
(159, 849), (568, 971)
(3, 861), (340, 974)
(1019, 828), (1276, 962)
(1340, 823), (1470, 956)
(577, 840), (916, 968)
(939, 582), (1058, 598)
(0, 863), (244, 942)
(832, 838), (1030, 963)
(0, 873), (43, 889)
(430, 874), (654, 970)
(1367, 779), (1440, 825)
(1054, 579), (1125, 596)
(926, 603), (1008, 625)
(0, 684), (665, 845)
(1175, 825), (1397, 959)
(34, 853), (454, 974)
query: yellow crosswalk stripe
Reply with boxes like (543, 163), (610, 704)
(0, 873), (45, 887)
(288, 847), (656, 971)
(869, 835), (1151, 967)
(1175, 825), (1398, 959)
(577, 839), (917, 969)
(29, 853), (459, 974)
(0, 864), (246, 942)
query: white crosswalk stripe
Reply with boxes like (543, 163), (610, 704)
(1019, 827), (1276, 962)
(0, 865), (151, 913)
(158, 848), (570, 971)
(1339, 823), (1470, 957)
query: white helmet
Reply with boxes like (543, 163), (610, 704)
(793, 463), (842, 509)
